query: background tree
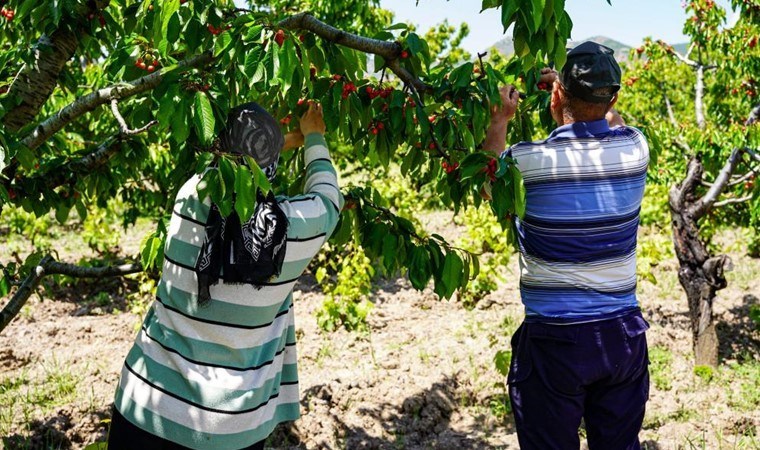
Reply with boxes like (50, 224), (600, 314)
(0, 0), (582, 332)
(619, 0), (760, 367)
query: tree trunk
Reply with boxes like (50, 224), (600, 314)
(2, 27), (81, 132)
(668, 157), (731, 367)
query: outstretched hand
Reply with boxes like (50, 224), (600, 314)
(300, 101), (326, 136)
(490, 85), (520, 125)
(282, 130), (304, 152)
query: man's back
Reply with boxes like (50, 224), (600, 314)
(508, 119), (649, 320)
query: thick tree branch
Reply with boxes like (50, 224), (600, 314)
(278, 12), (430, 93)
(2, 28), (80, 132)
(670, 156), (704, 211)
(691, 147), (744, 218)
(0, 256), (142, 334)
(18, 52), (213, 152)
(1, 136), (122, 194)
(110, 99), (157, 136)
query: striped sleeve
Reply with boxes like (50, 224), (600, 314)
(278, 133), (344, 239)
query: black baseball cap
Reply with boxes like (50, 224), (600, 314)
(559, 41), (621, 104)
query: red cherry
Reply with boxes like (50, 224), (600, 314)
(428, 115), (436, 123)
(297, 98), (306, 106)
(376, 122), (384, 130)
(415, 142), (422, 149)
(370, 127), (379, 135)
(137, 62), (146, 70)
(310, 67), (317, 78)
(88, 13), (95, 20)
(73, 191), (80, 199)
(400, 50), (409, 59)
(274, 29), (286, 47)
(636, 47), (644, 54)
(428, 142), (436, 150)
(34, 163), (40, 169)
(299, 35), (305, 42)
(280, 115), (292, 125)
(98, 14), (106, 27)
(180, 0), (188, 4)
(8, 188), (16, 200)
(537, 82), (549, 91)
(366, 86), (374, 94)
(332, 74), (342, 81)
(147, 65), (155, 72)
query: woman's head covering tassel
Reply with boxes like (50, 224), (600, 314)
(195, 102), (289, 306)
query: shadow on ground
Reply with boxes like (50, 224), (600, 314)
(1, 406), (110, 450)
(268, 374), (508, 449)
(717, 293), (760, 361)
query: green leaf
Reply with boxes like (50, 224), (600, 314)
(218, 157), (236, 195)
(15, 147), (35, 170)
(441, 251), (464, 298)
(481, 0), (501, 11)
(382, 234), (398, 274)
(234, 165), (255, 220)
(501, 0), (520, 33)
(214, 30), (233, 57)
(193, 91), (215, 147)
(408, 245), (432, 290)
(511, 165), (526, 218)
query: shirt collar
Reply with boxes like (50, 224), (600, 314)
(546, 119), (611, 142)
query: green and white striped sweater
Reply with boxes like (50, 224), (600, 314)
(114, 133), (343, 449)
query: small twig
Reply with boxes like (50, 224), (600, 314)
(406, 83), (451, 161)
(110, 99), (157, 136)
(727, 170), (757, 187)
(714, 195), (753, 208)
(476, 51), (487, 80)
(661, 83), (678, 128)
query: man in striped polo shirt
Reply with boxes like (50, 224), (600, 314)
(485, 42), (651, 449)
(108, 102), (342, 449)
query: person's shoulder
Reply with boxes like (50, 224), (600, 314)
(609, 125), (647, 141)
(500, 138), (550, 159)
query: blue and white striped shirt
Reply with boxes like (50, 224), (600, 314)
(503, 119), (649, 321)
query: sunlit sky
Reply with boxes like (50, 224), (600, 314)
(379, 0), (735, 53)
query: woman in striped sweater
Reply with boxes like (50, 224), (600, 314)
(108, 102), (342, 450)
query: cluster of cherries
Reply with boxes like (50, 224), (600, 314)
(441, 161), (459, 174)
(207, 23), (230, 35)
(366, 85), (393, 100)
(1, 7), (14, 20)
(484, 158), (498, 181)
(368, 121), (384, 135)
(134, 56), (160, 73)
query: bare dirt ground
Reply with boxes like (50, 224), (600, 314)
(0, 213), (758, 450)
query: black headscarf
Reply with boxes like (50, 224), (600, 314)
(195, 103), (289, 306)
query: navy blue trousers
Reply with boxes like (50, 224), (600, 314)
(508, 310), (650, 450)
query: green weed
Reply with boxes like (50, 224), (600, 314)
(649, 345), (674, 391)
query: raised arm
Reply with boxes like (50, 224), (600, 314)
(484, 85), (520, 156)
(278, 102), (344, 237)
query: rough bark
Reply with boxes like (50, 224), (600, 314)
(279, 12), (430, 93)
(669, 156), (736, 367)
(0, 256), (142, 334)
(2, 27), (80, 132)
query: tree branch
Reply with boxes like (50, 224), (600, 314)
(17, 52), (213, 152)
(110, 99), (157, 136)
(691, 147), (744, 218)
(278, 12), (430, 93)
(2, 28), (80, 132)
(747, 104), (760, 126)
(0, 256), (142, 334)
(713, 195), (753, 208)
(661, 83), (678, 128)
(670, 156), (703, 211)
(695, 65), (706, 129)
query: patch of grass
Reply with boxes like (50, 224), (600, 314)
(693, 365), (715, 383)
(0, 359), (81, 440)
(643, 405), (698, 430)
(648, 345), (673, 391)
(725, 360), (760, 412)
